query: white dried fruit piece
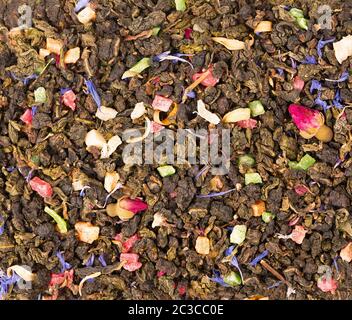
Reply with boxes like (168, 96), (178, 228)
(254, 21), (273, 33)
(75, 222), (100, 244)
(230, 225), (247, 245)
(46, 38), (64, 55)
(197, 100), (220, 125)
(95, 106), (118, 121)
(333, 35), (352, 64)
(104, 171), (120, 193)
(131, 102), (146, 120)
(212, 37), (245, 50)
(64, 47), (81, 64)
(85, 130), (106, 149)
(77, 6), (96, 25)
(195, 236), (210, 255)
(340, 242), (352, 262)
(223, 108), (251, 123)
(39, 48), (51, 58)
(152, 212), (167, 228)
(101, 135), (122, 159)
(7, 265), (36, 282)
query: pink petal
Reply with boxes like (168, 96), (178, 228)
(236, 119), (257, 129)
(340, 242), (352, 262)
(192, 66), (219, 87)
(317, 276), (338, 294)
(157, 271), (166, 277)
(288, 216), (301, 226)
(62, 90), (77, 111)
(120, 253), (142, 272)
(294, 184), (309, 196)
(184, 28), (192, 40)
(178, 285), (187, 296)
(29, 177), (53, 198)
(288, 104), (322, 133)
(122, 234), (140, 253)
(119, 198), (148, 214)
(152, 95), (173, 112)
(20, 109), (33, 125)
(290, 225), (307, 244)
(293, 76), (305, 91)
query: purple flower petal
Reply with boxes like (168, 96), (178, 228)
(31, 106), (38, 117)
(302, 55), (317, 65)
(276, 68), (284, 76)
(249, 250), (269, 267)
(74, 0), (90, 13)
(230, 255), (244, 282)
(310, 80), (322, 94)
(80, 186), (91, 197)
(209, 270), (230, 287)
(317, 38), (335, 58)
(186, 90), (196, 99)
(85, 254), (95, 267)
(290, 57), (297, 69)
(84, 78), (101, 110)
(314, 92), (329, 112)
(60, 88), (71, 95)
(195, 165), (210, 180)
(56, 251), (72, 272)
(98, 254), (107, 267)
(224, 245), (235, 257)
(333, 89), (344, 109)
(153, 51), (193, 68)
(325, 71), (349, 83)
(196, 188), (236, 198)
(332, 256), (340, 275)
(6, 167), (16, 173)
(0, 217), (4, 236)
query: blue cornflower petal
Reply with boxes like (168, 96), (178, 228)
(209, 270), (230, 287)
(31, 106), (38, 117)
(56, 251), (72, 273)
(276, 68), (284, 76)
(230, 255), (244, 282)
(85, 254), (95, 267)
(317, 38), (335, 58)
(249, 250), (269, 267)
(314, 92), (330, 112)
(325, 71), (349, 83)
(302, 55), (317, 65)
(98, 254), (107, 267)
(84, 78), (101, 110)
(224, 245), (235, 257)
(310, 80), (322, 94)
(333, 89), (344, 109)
(74, 0), (90, 13)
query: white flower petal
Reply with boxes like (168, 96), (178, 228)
(333, 35), (352, 64)
(85, 130), (106, 149)
(101, 135), (122, 159)
(104, 171), (120, 193)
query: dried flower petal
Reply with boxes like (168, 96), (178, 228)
(236, 119), (257, 129)
(61, 89), (76, 111)
(85, 130), (106, 149)
(78, 272), (101, 296)
(20, 109), (33, 125)
(293, 76), (305, 91)
(191, 66), (219, 87)
(29, 177), (53, 198)
(223, 108), (251, 123)
(249, 250), (269, 267)
(254, 21), (272, 33)
(100, 135), (122, 159)
(75, 222), (100, 244)
(317, 38), (335, 58)
(119, 197), (148, 214)
(317, 275), (338, 294)
(120, 253), (142, 272)
(7, 265), (35, 282)
(84, 78), (101, 109)
(75, 0), (90, 13)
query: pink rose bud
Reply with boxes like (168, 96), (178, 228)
(288, 104), (324, 136)
(119, 197), (148, 214)
(290, 225), (307, 244)
(236, 119), (257, 129)
(120, 253), (142, 272)
(192, 66), (219, 87)
(293, 76), (305, 91)
(29, 177), (53, 198)
(294, 184), (309, 196)
(62, 90), (77, 111)
(152, 95), (173, 112)
(317, 275), (338, 294)
(20, 109), (33, 125)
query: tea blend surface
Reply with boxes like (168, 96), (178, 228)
(0, 0), (352, 300)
